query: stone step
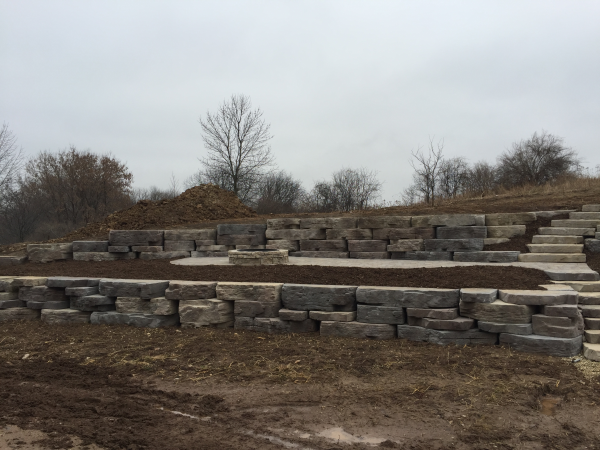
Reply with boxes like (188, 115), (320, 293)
(526, 244), (583, 253)
(550, 280), (600, 292)
(578, 293), (600, 305)
(584, 330), (600, 344)
(544, 270), (600, 281)
(551, 219), (600, 228)
(538, 227), (596, 236)
(583, 343), (600, 361)
(531, 235), (583, 244)
(518, 253), (586, 263)
(570, 212), (600, 220)
(582, 205), (600, 212)
(579, 305), (600, 318)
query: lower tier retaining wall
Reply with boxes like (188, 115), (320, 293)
(1, 275), (598, 360)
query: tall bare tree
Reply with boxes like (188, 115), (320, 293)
(307, 168), (382, 212)
(0, 123), (24, 196)
(437, 156), (469, 199)
(255, 171), (306, 214)
(496, 131), (579, 187)
(198, 95), (274, 203)
(408, 138), (444, 205)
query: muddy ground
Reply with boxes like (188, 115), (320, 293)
(0, 260), (550, 290)
(1, 321), (600, 450)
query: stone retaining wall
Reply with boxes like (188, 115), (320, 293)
(1, 275), (598, 360)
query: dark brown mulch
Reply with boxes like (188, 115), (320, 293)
(483, 213), (570, 253)
(586, 250), (600, 273)
(0, 259), (549, 289)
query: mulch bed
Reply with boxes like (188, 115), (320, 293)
(0, 259), (549, 289)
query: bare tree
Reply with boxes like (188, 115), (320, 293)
(198, 94), (274, 203)
(437, 156), (469, 199)
(466, 161), (497, 196)
(0, 179), (44, 244)
(0, 123), (24, 196)
(496, 131), (580, 187)
(306, 168), (382, 212)
(255, 171), (306, 214)
(407, 138), (444, 205)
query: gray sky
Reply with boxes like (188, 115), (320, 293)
(1, 0), (599, 201)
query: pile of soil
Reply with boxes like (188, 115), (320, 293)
(0, 259), (549, 289)
(63, 184), (257, 241)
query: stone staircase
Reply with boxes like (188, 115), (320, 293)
(519, 204), (600, 263)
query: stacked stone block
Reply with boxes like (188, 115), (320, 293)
(0, 277), (41, 321)
(168, 281), (233, 328)
(90, 278), (178, 327)
(215, 224), (267, 256)
(27, 243), (73, 263)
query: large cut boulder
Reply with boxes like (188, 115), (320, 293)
(164, 229), (216, 240)
(70, 295), (116, 312)
(424, 239), (484, 252)
(41, 309), (91, 324)
(411, 214), (485, 227)
(99, 279), (170, 299)
(397, 325), (497, 345)
(115, 297), (178, 315)
(179, 299), (234, 328)
(266, 229), (326, 240)
(356, 305), (405, 324)
(357, 216), (411, 229)
(109, 230), (164, 246)
(234, 300), (280, 318)
(282, 284), (357, 311)
(326, 229), (373, 240)
(10, 277), (48, 287)
(278, 309), (308, 321)
(320, 321), (396, 340)
(499, 333), (582, 357)
(459, 300), (535, 324)
(216, 282), (282, 302)
(357, 287), (459, 308)
(300, 240), (347, 251)
(532, 314), (584, 338)
(266, 218), (301, 229)
(234, 317), (318, 334)
(74, 252), (137, 262)
(486, 226), (526, 238)
(91, 311), (179, 328)
(499, 290), (578, 305)
(46, 277), (101, 288)
(485, 213), (536, 226)
(0, 307), (41, 322)
(387, 240), (423, 252)
(299, 218), (357, 229)
(478, 322), (532, 335)
(407, 316), (475, 331)
(165, 281), (217, 300)
(436, 226), (487, 239)
(27, 243), (73, 263)
(309, 311), (356, 322)
(347, 240), (388, 252)
(19, 286), (68, 303)
(72, 241), (109, 252)
(460, 288), (498, 303)
(372, 228), (435, 240)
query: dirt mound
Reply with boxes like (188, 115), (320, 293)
(64, 184), (257, 240)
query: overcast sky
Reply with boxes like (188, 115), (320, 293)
(1, 1), (599, 201)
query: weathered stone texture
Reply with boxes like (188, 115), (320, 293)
(453, 252), (520, 263)
(459, 300), (535, 324)
(234, 300), (280, 318)
(309, 311), (356, 322)
(407, 316), (475, 331)
(411, 214), (485, 227)
(72, 241), (109, 252)
(357, 216), (411, 229)
(300, 240), (347, 251)
(99, 279), (170, 299)
(41, 309), (91, 324)
(19, 286), (67, 303)
(387, 240), (423, 252)
(46, 277), (100, 288)
(347, 240), (388, 252)
(499, 290), (578, 305)
(499, 333), (582, 357)
(266, 229), (326, 240)
(217, 235), (266, 246)
(406, 308), (458, 320)
(179, 299), (233, 328)
(300, 218), (357, 229)
(424, 239), (484, 252)
(372, 227), (435, 240)
(163, 241), (195, 251)
(27, 243), (73, 263)
(436, 226), (487, 239)
(164, 229), (216, 241)
(357, 287), (459, 308)
(397, 325), (497, 345)
(477, 322), (532, 335)
(543, 304), (580, 318)
(107, 246), (131, 253)
(356, 305), (405, 324)
(282, 284), (357, 311)
(585, 239), (600, 253)
(326, 229), (373, 240)
(532, 314), (584, 338)
(217, 282), (282, 302)
(115, 297), (178, 315)
(91, 311), (179, 328)
(320, 321), (396, 340)
(74, 252), (137, 262)
(485, 213), (536, 226)
(165, 281), (217, 300)
(266, 240), (300, 252)
(0, 307), (40, 322)
(266, 218), (301, 229)
(138, 251), (190, 260)
(278, 309), (308, 321)
(109, 230), (164, 246)
(11, 277), (48, 288)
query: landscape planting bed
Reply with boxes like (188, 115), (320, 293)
(0, 259), (550, 290)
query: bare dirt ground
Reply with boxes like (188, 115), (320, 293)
(1, 321), (600, 450)
(0, 259), (550, 290)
